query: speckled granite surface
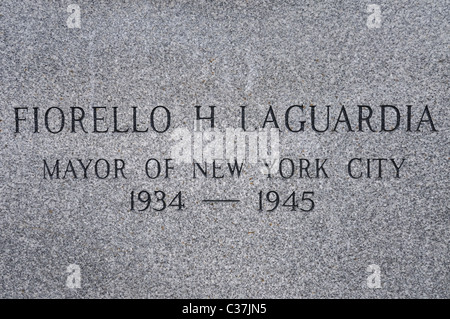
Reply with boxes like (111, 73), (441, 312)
(0, 0), (448, 298)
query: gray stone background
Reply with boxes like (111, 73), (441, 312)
(0, 0), (448, 298)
